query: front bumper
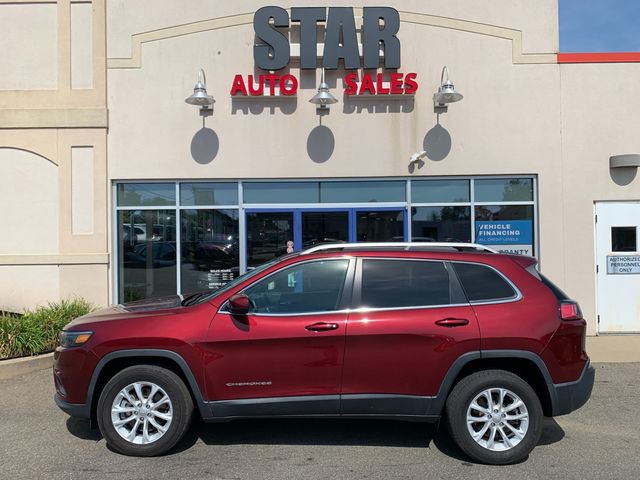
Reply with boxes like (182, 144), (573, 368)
(54, 393), (90, 419)
(550, 361), (595, 416)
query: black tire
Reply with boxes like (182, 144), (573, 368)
(445, 369), (543, 465)
(96, 365), (193, 456)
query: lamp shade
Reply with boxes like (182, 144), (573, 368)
(309, 81), (338, 106)
(434, 80), (463, 104)
(185, 69), (215, 107)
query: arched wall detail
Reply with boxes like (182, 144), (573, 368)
(0, 146), (57, 166)
(106, 9), (556, 69)
(0, 148), (59, 255)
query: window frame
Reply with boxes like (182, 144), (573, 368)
(220, 257), (356, 317)
(352, 257), (468, 312)
(450, 260), (523, 305)
(112, 176), (538, 305)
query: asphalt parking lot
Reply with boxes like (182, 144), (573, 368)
(1, 363), (639, 480)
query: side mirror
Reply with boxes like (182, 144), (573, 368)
(228, 293), (250, 315)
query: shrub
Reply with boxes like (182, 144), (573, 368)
(0, 298), (94, 360)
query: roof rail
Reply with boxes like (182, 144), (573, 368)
(301, 242), (499, 254)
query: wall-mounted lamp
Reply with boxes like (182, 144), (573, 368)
(185, 69), (215, 113)
(309, 70), (338, 111)
(433, 66), (463, 110)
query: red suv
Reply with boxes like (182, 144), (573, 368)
(53, 243), (594, 464)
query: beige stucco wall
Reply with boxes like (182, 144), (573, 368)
(0, 1), (109, 312)
(559, 63), (640, 334)
(105, 1), (566, 310)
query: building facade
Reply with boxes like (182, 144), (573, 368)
(1, 0), (640, 336)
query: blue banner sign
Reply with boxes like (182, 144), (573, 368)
(475, 220), (532, 245)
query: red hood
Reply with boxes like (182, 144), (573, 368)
(65, 295), (183, 329)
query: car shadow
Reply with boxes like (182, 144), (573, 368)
(66, 414), (565, 463)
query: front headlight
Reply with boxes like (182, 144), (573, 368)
(58, 330), (93, 348)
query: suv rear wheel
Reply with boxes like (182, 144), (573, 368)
(96, 365), (193, 456)
(445, 369), (543, 465)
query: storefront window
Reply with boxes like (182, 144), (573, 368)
(411, 206), (471, 242)
(180, 209), (239, 294)
(357, 210), (405, 242)
(474, 178), (533, 202)
(117, 209), (177, 302)
(243, 182), (320, 203)
(411, 180), (470, 203)
(246, 212), (294, 267)
(113, 177), (537, 303)
(117, 183), (176, 206)
(475, 205), (534, 255)
(180, 183), (238, 206)
(302, 212), (349, 248)
(320, 181), (405, 203)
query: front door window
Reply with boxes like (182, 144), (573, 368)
(244, 260), (350, 314)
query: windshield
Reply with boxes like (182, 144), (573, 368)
(188, 254), (297, 305)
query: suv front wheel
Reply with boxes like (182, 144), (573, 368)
(445, 369), (543, 465)
(96, 365), (194, 456)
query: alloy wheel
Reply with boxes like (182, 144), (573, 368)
(110, 381), (173, 445)
(466, 387), (529, 451)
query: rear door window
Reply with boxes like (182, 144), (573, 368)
(359, 259), (451, 309)
(452, 262), (517, 302)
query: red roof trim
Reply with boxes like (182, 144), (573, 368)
(557, 52), (640, 64)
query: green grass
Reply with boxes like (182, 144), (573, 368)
(0, 298), (94, 360)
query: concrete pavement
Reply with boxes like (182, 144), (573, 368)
(1, 363), (639, 480)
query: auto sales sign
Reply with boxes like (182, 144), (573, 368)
(230, 6), (419, 97)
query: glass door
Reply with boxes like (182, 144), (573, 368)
(245, 208), (407, 269)
(354, 209), (407, 242)
(246, 211), (294, 268)
(301, 211), (349, 248)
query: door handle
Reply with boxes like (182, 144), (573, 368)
(435, 318), (470, 327)
(305, 322), (339, 332)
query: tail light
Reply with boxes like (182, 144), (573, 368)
(560, 301), (583, 321)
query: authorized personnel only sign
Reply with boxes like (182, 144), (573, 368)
(607, 255), (640, 274)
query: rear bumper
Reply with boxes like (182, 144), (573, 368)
(550, 361), (595, 416)
(54, 393), (90, 419)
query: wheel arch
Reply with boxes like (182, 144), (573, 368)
(434, 350), (556, 417)
(87, 349), (210, 425)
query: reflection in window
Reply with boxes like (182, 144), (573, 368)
(181, 209), (239, 294)
(411, 180), (470, 203)
(411, 207), (471, 242)
(320, 181), (405, 203)
(117, 183), (176, 207)
(302, 212), (349, 248)
(243, 182), (320, 204)
(357, 210), (404, 242)
(474, 178), (533, 202)
(246, 212), (294, 268)
(118, 210), (177, 303)
(453, 262), (516, 302)
(244, 260), (350, 314)
(180, 183), (238, 206)
(361, 260), (450, 308)
(475, 205), (533, 221)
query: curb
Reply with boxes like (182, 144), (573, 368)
(0, 352), (53, 380)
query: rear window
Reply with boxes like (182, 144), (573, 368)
(360, 259), (450, 308)
(452, 262), (516, 302)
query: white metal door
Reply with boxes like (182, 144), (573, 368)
(595, 202), (640, 333)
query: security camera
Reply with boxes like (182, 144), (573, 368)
(410, 151), (427, 163)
